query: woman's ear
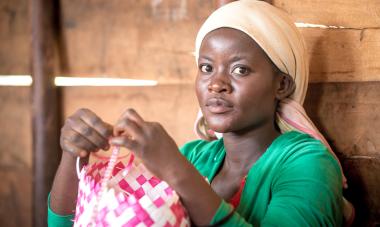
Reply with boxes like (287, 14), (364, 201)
(275, 72), (295, 100)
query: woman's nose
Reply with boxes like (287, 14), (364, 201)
(208, 73), (232, 93)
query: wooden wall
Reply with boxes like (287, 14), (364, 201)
(0, 0), (379, 226)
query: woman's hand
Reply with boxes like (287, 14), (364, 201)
(110, 108), (182, 180)
(51, 108), (113, 215)
(60, 108), (113, 158)
(109, 110), (222, 225)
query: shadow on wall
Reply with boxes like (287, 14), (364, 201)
(304, 29), (379, 226)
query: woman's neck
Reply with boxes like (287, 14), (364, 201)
(222, 122), (280, 174)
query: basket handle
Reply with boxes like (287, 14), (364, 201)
(76, 157), (81, 180)
(75, 146), (121, 180)
(76, 147), (135, 180)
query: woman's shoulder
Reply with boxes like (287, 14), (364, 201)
(179, 138), (224, 164)
(260, 131), (343, 227)
(268, 131), (342, 180)
(272, 130), (330, 156)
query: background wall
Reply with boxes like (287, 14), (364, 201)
(0, 0), (379, 226)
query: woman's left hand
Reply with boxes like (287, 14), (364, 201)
(110, 109), (222, 225)
(109, 108), (183, 180)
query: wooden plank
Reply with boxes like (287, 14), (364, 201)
(304, 82), (380, 158)
(0, 0), (31, 74)
(57, 0), (213, 84)
(0, 170), (32, 227)
(303, 28), (380, 83)
(0, 87), (32, 227)
(30, 0), (60, 226)
(273, 0), (380, 28)
(62, 85), (199, 146)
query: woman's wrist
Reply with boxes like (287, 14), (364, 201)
(61, 151), (89, 167)
(163, 154), (222, 225)
(50, 152), (83, 215)
(163, 153), (193, 187)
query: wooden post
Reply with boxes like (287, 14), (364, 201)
(30, 0), (60, 226)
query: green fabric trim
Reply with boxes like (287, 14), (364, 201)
(210, 200), (234, 225)
(210, 200), (253, 226)
(47, 193), (74, 227)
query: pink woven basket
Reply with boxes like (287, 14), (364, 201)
(73, 147), (190, 227)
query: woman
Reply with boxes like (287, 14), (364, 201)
(49, 1), (351, 226)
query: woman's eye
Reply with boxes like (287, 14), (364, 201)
(200, 64), (213, 73)
(232, 66), (250, 76)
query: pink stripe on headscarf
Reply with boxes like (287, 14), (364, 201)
(277, 98), (347, 188)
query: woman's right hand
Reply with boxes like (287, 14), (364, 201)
(60, 108), (113, 158)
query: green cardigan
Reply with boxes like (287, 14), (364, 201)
(182, 131), (343, 226)
(48, 131), (343, 226)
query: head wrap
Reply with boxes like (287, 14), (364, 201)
(194, 0), (349, 195)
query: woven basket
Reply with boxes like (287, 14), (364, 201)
(73, 147), (190, 227)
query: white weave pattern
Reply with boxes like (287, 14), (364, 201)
(74, 157), (190, 227)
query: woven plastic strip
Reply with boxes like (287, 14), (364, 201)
(74, 147), (190, 227)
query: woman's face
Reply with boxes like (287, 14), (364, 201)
(196, 28), (282, 134)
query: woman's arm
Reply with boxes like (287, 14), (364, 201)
(49, 152), (86, 215)
(49, 152), (80, 215)
(163, 151), (223, 225)
(49, 108), (113, 216)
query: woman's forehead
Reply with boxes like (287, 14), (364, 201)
(202, 28), (255, 45)
(199, 28), (268, 60)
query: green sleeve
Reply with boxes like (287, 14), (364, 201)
(211, 200), (253, 226)
(47, 193), (74, 227)
(179, 139), (204, 163)
(260, 150), (343, 227)
(211, 148), (343, 226)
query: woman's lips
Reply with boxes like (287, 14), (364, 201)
(205, 98), (233, 114)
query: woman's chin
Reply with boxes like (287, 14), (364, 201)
(204, 116), (234, 133)
(207, 124), (231, 134)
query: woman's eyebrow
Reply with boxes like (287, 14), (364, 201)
(229, 54), (252, 63)
(198, 55), (213, 61)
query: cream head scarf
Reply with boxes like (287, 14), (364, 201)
(194, 1), (354, 222)
(194, 0), (349, 193)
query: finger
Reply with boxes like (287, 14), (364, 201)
(114, 117), (144, 139)
(63, 129), (98, 153)
(69, 117), (110, 150)
(61, 139), (88, 158)
(109, 136), (139, 151)
(120, 108), (144, 126)
(76, 108), (113, 139)
(144, 121), (165, 138)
